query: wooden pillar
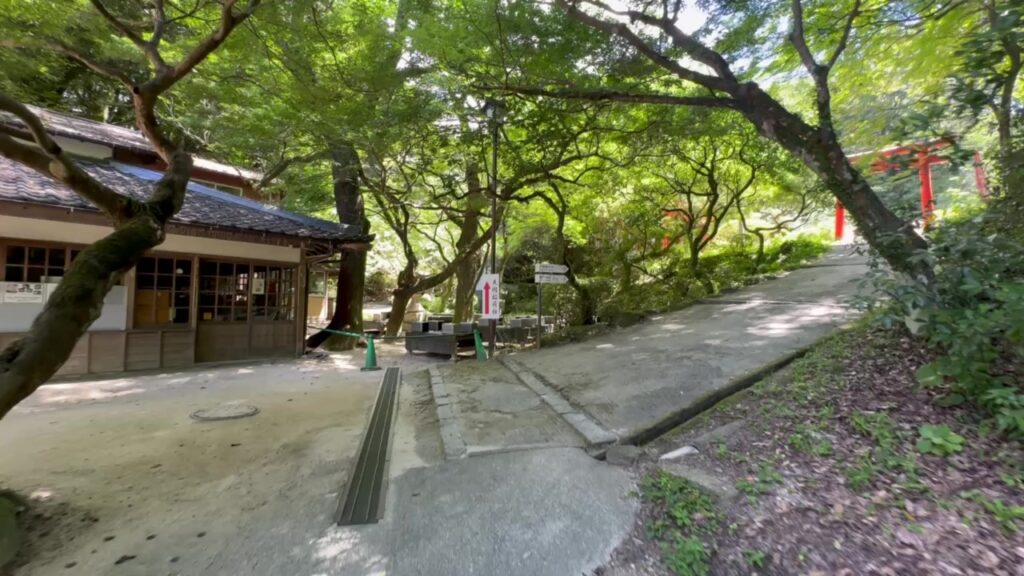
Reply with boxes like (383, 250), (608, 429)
(189, 255), (199, 366)
(123, 266), (136, 369)
(919, 152), (935, 228)
(295, 247), (308, 356)
(834, 201), (845, 240)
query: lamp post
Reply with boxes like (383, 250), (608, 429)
(483, 99), (504, 357)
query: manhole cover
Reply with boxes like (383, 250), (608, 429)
(190, 404), (260, 422)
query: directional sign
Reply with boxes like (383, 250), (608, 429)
(535, 273), (569, 285)
(535, 263), (569, 274)
(478, 273), (501, 319)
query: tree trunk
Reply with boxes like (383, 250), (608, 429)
(453, 162), (486, 322)
(995, 94), (1024, 203)
(305, 141), (369, 351)
(733, 83), (931, 280)
(385, 288), (414, 337)
(754, 232), (767, 270)
(306, 249), (367, 350)
(0, 214), (164, 419)
(453, 255), (481, 322)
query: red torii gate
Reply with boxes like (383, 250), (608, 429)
(835, 140), (988, 239)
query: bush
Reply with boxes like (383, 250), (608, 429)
(593, 232), (832, 324)
(868, 210), (1024, 438)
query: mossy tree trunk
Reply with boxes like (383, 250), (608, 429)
(453, 163), (486, 323)
(306, 141), (370, 351)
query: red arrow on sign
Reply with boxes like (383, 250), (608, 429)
(483, 282), (491, 314)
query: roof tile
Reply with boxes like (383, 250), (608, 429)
(0, 156), (362, 242)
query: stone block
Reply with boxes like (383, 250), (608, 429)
(605, 444), (642, 467)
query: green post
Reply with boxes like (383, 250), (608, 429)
(473, 330), (488, 361)
(362, 335), (381, 371)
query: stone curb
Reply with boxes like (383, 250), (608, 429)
(428, 366), (467, 459)
(499, 357), (618, 448)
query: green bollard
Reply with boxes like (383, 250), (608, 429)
(473, 330), (488, 361)
(362, 335), (381, 371)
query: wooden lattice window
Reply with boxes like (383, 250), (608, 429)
(134, 256), (192, 328)
(252, 265), (295, 321)
(198, 260), (250, 322)
(3, 244), (67, 283)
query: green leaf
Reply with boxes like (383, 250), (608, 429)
(915, 363), (943, 387)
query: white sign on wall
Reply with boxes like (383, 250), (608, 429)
(477, 273), (501, 319)
(2, 282), (44, 303)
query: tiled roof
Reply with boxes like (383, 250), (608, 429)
(0, 156), (363, 242)
(0, 106), (263, 182)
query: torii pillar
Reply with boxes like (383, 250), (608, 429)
(835, 144), (987, 240)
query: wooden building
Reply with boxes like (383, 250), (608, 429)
(0, 107), (368, 376)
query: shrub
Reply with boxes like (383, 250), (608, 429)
(916, 424), (965, 456)
(867, 210), (1024, 438)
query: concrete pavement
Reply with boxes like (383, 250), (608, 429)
(389, 448), (636, 576)
(432, 245), (867, 446)
(500, 246), (867, 441)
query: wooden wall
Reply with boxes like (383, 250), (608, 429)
(0, 248), (309, 379)
(2, 328), (206, 378)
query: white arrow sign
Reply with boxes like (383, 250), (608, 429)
(477, 273), (501, 319)
(535, 263), (569, 274)
(535, 273), (569, 285)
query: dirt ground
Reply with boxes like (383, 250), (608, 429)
(0, 344), (443, 576)
(601, 325), (1024, 576)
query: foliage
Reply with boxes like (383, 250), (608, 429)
(960, 489), (1024, 533)
(594, 233), (831, 324)
(641, 471), (719, 576)
(743, 549), (768, 569)
(916, 424), (966, 456)
(868, 210), (1024, 438)
(663, 536), (711, 576)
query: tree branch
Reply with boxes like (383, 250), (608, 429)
(51, 41), (136, 86)
(0, 93), (137, 222)
(485, 85), (739, 109)
(559, 0), (735, 92)
(90, 0), (169, 71)
(826, 0), (862, 70)
(789, 0), (820, 74)
(254, 149), (329, 192)
(132, 0), (261, 161)
(141, 0), (261, 96)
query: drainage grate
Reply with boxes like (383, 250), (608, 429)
(336, 367), (401, 525)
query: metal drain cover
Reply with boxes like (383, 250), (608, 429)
(190, 404), (260, 421)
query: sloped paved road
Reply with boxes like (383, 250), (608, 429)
(507, 245), (868, 441)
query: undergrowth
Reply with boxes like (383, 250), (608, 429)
(640, 471), (721, 576)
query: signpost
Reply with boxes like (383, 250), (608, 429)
(533, 263), (569, 349)
(478, 273), (501, 320)
(535, 263), (568, 275)
(534, 273), (569, 284)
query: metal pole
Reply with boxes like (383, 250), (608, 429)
(536, 283), (542, 350)
(488, 106), (500, 357)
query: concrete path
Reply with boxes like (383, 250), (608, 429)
(507, 246), (867, 441)
(432, 245), (868, 446)
(388, 448), (635, 576)
(429, 360), (585, 457)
